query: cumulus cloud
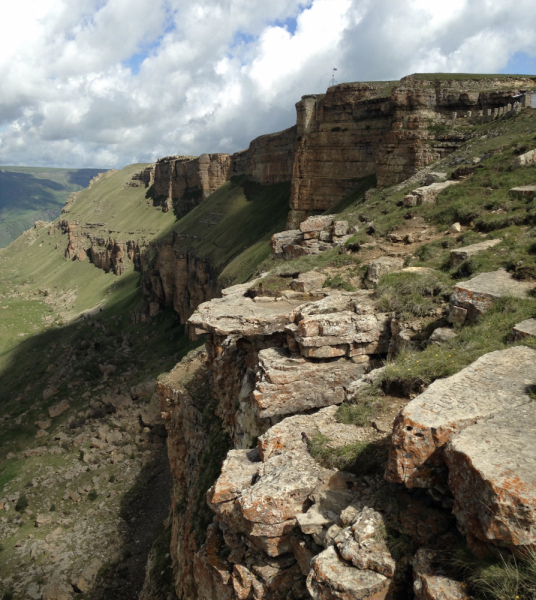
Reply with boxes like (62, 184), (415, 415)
(0, 0), (535, 168)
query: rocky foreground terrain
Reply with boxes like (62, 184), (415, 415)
(1, 73), (536, 600)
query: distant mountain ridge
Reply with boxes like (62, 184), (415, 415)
(0, 166), (106, 247)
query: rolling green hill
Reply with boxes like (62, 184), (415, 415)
(0, 166), (105, 248)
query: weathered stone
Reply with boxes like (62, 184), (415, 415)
(42, 580), (73, 600)
(294, 312), (391, 354)
(239, 450), (327, 526)
(449, 269), (534, 323)
(510, 318), (536, 342)
(271, 230), (303, 255)
(364, 257), (405, 288)
(336, 529), (396, 578)
(72, 558), (102, 593)
(48, 399), (70, 418)
(427, 328), (457, 346)
(211, 449), (261, 504)
(35, 419), (52, 430)
(291, 271), (327, 293)
(447, 305), (467, 326)
(413, 548), (469, 600)
(509, 185), (536, 199)
(188, 279), (302, 337)
(445, 402), (536, 548)
(258, 405), (367, 461)
(332, 221), (349, 237)
(386, 346), (536, 488)
(35, 514), (53, 527)
(423, 172), (447, 185)
(449, 238), (502, 267)
(448, 222), (462, 234)
(403, 181), (459, 206)
(300, 216), (335, 233)
(306, 546), (390, 600)
(513, 149), (536, 169)
(252, 348), (370, 418)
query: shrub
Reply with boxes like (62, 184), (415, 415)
(307, 433), (388, 475)
(109, 475), (115, 483)
(374, 270), (452, 319)
(49, 503), (56, 512)
(323, 274), (356, 292)
(88, 490), (98, 501)
(15, 494), (28, 513)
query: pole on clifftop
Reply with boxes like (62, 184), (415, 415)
(329, 68), (337, 88)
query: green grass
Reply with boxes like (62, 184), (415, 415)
(453, 546), (536, 600)
(374, 270), (453, 320)
(336, 385), (386, 426)
(308, 432), (388, 475)
(162, 176), (291, 285)
(380, 296), (536, 390)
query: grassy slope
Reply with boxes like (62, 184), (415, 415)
(161, 175), (291, 284)
(0, 166), (104, 248)
(65, 163), (178, 243)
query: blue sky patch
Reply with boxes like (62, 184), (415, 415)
(501, 52), (536, 75)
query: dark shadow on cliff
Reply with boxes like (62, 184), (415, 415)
(90, 437), (174, 600)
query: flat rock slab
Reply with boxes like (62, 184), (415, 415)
(188, 279), (302, 336)
(509, 185), (536, 199)
(449, 269), (534, 324)
(253, 348), (370, 418)
(449, 239), (502, 268)
(291, 271), (327, 293)
(511, 318), (536, 342)
(445, 402), (536, 548)
(385, 346), (536, 488)
(404, 181), (459, 207)
(306, 546), (390, 600)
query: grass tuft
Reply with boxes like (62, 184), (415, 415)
(452, 546), (536, 600)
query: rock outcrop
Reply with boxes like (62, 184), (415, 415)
(385, 346), (536, 489)
(448, 269), (534, 324)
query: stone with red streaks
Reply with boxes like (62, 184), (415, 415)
(385, 346), (536, 488)
(445, 401), (536, 548)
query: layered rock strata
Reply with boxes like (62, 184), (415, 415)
(152, 154), (233, 214)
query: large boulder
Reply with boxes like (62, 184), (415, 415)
(448, 269), (534, 324)
(445, 401), (536, 548)
(364, 257), (404, 288)
(449, 239), (502, 268)
(306, 546), (390, 600)
(385, 346), (536, 488)
(252, 348), (371, 418)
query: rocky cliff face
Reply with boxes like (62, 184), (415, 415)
(152, 154), (233, 215)
(141, 238), (220, 327)
(156, 264), (536, 600)
(287, 75), (536, 227)
(57, 219), (145, 275)
(150, 126), (296, 216)
(154, 277), (451, 599)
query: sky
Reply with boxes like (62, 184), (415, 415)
(1, 0), (536, 169)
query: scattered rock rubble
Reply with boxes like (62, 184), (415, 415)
(271, 215), (353, 260)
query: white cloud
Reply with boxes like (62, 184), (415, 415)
(0, 0), (535, 168)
